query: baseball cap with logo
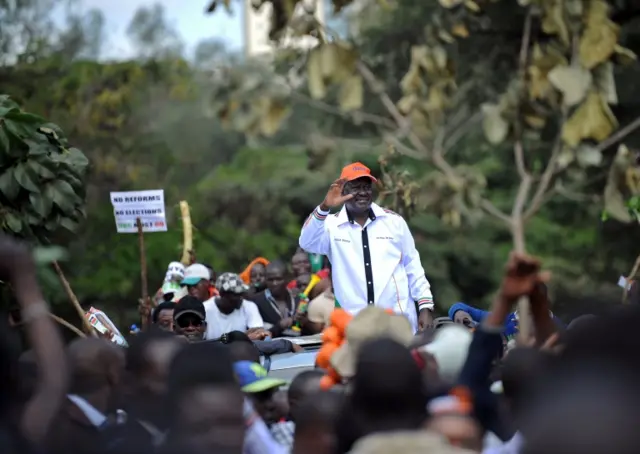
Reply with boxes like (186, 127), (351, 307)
(339, 162), (378, 182)
(233, 361), (286, 393)
(181, 264), (211, 286)
(216, 272), (250, 295)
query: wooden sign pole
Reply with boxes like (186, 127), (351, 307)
(137, 218), (150, 330)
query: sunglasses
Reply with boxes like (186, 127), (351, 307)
(176, 315), (204, 329)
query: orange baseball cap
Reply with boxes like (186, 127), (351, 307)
(339, 162), (377, 182)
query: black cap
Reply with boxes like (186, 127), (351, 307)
(174, 296), (206, 321)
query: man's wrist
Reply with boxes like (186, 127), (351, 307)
(318, 203), (330, 213)
(417, 298), (434, 312)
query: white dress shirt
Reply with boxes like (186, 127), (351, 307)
(299, 202), (433, 331)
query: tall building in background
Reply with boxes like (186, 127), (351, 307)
(244, 0), (326, 57)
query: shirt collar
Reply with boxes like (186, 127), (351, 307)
(68, 394), (107, 428)
(337, 202), (386, 226)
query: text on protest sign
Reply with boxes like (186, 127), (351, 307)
(110, 190), (167, 233)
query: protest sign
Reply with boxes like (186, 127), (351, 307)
(110, 190), (167, 233)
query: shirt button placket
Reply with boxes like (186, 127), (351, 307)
(361, 227), (375, 306)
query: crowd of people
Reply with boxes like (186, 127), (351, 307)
(0, 162), (639, 454)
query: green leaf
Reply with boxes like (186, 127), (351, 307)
(38, 124), (63, 141)
(28, 159), (55, 179)
(0, 125), (10, 155)
(25, 140), (51, 156)
(13, 161), (40, 192)
(61, 171), (84, 192)
(0, 168), (19, 199)
(45, 180), (77, 213)
(59, 217), (79, 232)
(73, 206), (87, 220)
(3, 115), (39, 139)
(3, 126), (28, 158)
(33, 246), (68, 264)
(65, 148), (89, 170)
(0, 106), (19, 118)
(600, 210), (609, 221)
(23, 211), (40, 225)
(4, 212), (22, 233)
(5, 111), (43, 124)
(29, 192), (52, 217)
(44, 214), (60, 231)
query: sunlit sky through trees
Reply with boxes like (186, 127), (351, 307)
(53, 0), (243, 59)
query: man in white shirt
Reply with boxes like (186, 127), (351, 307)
(299, 162), (434, 332)
(204, 272), (266, 340)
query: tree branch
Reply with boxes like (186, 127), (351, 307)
(383, 134), (427, 160)
(595, 115), (640, 152)
(290, 90), (396, 129)
(523, 126), (564, 221)
(356, 60), (514, 225)
(480, 200), (512, 225)
(356, 62), (461, 180)
(442, 111), (482, 155)
(513, 10), (534, 180)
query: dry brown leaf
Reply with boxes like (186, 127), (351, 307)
(438, 0), (464, 8)
(307, 47), (325, 99)
(397, 94), (417, 114)
(547, 64), (593, 107)
(528, 44), (568, 101)
(541, 0), (570, 46)
(259, 99), (291, 136)
(614, 45), (638, 66)
(400, 65), (425, 95)
(593, 62), (618, 105)
(481, 103), (509, 145)
(338, 75), (363, 112)
(524, 114), (546, 129)
(451, 23), (469, 38)
(562, 90), (618, 146)
(579, 1), (619, 69)
(464, 0), (480, 11)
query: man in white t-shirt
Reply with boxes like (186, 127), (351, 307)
(204, 272), (267, 340)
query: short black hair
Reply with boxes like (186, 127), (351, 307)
(126, 329), (177, 376)
(295, 390), (343, 433)
(289, 370), (324, 401)
(223, 331), (252, 343)
(173, 296), (205, 321)
(266, 260), (287, 273)
(501, 347), (548, 416)
(152, 301), (175, 323)
(167, 342), (238, 424)
(222, 331), (260, 363)
(228, 341), (260, 363)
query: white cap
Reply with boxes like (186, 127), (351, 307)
(422, 325), (472, 383)
(181, 263), (211, 286)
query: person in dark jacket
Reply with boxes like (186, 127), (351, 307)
(250, 261), (299, 337)
(103, 329), (183, 453)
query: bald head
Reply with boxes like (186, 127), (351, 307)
(67, 337), (125, 394)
